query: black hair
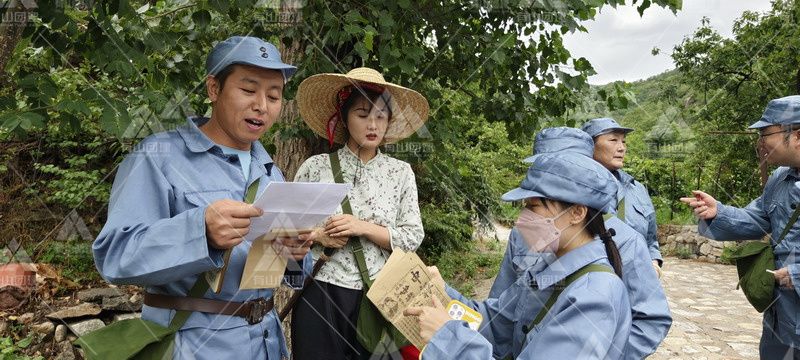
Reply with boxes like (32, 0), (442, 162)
(541, 199), (623, 278)
(782, 124), (800, 144)
(212, 64), (236, 92)
(339, 87), (393, 143)
(585, 207), (623, 278)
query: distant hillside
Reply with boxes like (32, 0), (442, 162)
(564, 69), (698, 159)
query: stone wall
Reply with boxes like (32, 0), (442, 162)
(659, 225), (736, 263)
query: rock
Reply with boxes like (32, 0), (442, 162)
(77, 288), (124, 303)
(666, 234), (676, 243)
(46, 303), (101, 320)
(67, 318), (105, 336)
(698, 243), (711, 256)
(31, 321), (55, 338)
(55, 324), (67, 342)
(53, 340), (75, 360)
(17, 312), (34, 324)
(695, 236), (708, 245)
(66, 334), (77, 342)
(113, 312), (141, 322)
(129, 293), (142, 305)
(0, 285), (29, 310)
(102, 296), (140, 311)
(0, 319), (6, 333)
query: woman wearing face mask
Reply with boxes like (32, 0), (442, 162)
(489, 127), (671, 359)
(290, 68), (429, 360)
(581, 118), (663, 277)
(404, 152), (631, 360)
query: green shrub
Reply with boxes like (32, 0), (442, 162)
(719, 246), (736, 265)
(0, 335), (43, 360)
(36, 240), (100, 284)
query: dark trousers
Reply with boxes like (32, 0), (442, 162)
(291, 280), (401, 360)
(760, 307), (800, 360)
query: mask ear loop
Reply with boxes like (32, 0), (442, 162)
(551, 205), (574, 229)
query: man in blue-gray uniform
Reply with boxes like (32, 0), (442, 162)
(93, 36), (312, 359)
(682, 95), (800, 359)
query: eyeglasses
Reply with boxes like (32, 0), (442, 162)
(758, 129), (790, 139)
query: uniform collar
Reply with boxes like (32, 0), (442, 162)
(613, 169), (635, 185)
(531, 240), (607, 290)
(782, 167), (800, 181)
(177, 116), (275, 168)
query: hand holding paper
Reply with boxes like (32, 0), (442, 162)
(207, 182), (352, 293)
(366, 250), (452, 348)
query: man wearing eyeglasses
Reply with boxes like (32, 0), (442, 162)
(681, 95), (800, 359)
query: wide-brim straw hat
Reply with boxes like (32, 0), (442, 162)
(297, 67), (430, 145)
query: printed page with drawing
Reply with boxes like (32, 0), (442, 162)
(366, 250), (451, 348)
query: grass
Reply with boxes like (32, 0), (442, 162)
(34, 239), (101, 284)
(437, 237), (504, 296)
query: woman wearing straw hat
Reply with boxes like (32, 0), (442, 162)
(291, 67), (429, 360)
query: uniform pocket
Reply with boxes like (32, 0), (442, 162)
(184, 190), (234, 207)
(631, 198), (655, 218)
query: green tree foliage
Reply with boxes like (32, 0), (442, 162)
(671, 0), (800, 205)
(0, 0), (681, 260)
(564, 1), (799, 224)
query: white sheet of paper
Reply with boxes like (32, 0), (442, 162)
(239, 182), (351, 290)
(247, 182), (352, 241)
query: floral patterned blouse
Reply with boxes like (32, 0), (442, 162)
(293, 146), (424, 290)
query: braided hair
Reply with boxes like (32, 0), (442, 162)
(542, 199), (623, 279)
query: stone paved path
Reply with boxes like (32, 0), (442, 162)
(651, 258), (761, 359)
(473, 255), (763, 359)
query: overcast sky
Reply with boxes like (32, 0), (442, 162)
(562, 0), (774, 85)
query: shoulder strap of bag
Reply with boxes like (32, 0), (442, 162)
(777, 203), (800, 245)
(330, 152), (373, 289)
(603, 197), (626, 221)
(170, 179), (260, 329)
(524, 264), (613, 333)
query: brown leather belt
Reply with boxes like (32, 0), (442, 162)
(144, 292), (274, 325)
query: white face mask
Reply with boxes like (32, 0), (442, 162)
(515, 205), (571, 254)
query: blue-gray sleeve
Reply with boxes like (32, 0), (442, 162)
(698, 198), (771, 241)
(645, 207), (662, 263)
(444, 283), (519, 358)
(93, 150), (224, 286)
(489, 229), (552, 298)
(623, 234), (672, 358)
(489, 236), (519, 298)
(633, 183), (662, 263)
(422, 321), (493, 360)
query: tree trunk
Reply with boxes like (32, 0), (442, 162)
(0, 3), (28, 89)
(270, 3), (326, 350)
(272, 8), (328, 181)
(795, 66), (800, 95)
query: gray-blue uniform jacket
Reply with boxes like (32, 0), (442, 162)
(93, 117), (312, 359)
(489, 218), (671, 358)
(698, 166), (800, 347)
(614, 169), (663, 264)
(425, 240), (631, 359)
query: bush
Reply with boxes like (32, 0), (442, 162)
(35, 240), (100, 284)
(417, 204), (473, 264)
